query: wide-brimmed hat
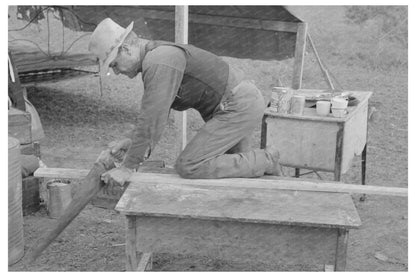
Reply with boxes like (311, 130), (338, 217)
(88, 18), (134, 76)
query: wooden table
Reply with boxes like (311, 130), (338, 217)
(115, 173), (361, 271)
(261, 90), (373, 183)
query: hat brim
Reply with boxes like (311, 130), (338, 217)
(100, 21), (134, 77)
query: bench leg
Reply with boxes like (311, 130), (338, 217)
(125, 216), (138, 271)
(324, 264), (335, 271)
(335, 229), (349, 271)
(136, 252), (153, 271)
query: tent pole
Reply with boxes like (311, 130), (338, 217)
(175, 5), (189, 151)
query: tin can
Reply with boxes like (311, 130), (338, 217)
(47, 181), (72, 219)
(270, 87), (293, 114)
(290, 95), (306, 115)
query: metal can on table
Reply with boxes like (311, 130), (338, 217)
(270, 87), (293, 114)
(290, 95), (306, 115)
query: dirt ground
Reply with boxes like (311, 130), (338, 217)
(9, 6), (407, 272)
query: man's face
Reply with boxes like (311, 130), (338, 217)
(109, 45), (139, 79)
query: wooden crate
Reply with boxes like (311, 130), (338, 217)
(262, 90), (372, 178)
(8, 108), (32, 145)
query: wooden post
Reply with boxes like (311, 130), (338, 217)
(175, 6), (188, 151)
(291, 23), (308, 89)
(125, 216), (138, 271)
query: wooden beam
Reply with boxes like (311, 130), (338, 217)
(291, 23), (308, 89)
(34, 167), (89, 179)
(137, 8), (300, 33)
(131, 173), (407, 197)
(175, 5), (188, 151)
(34, 169), (408, 197)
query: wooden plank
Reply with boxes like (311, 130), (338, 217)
(136, 252), (152, 271)
(132, 216), (338, 268)
(91, 161), (168, 209)
(291, 23), (308, 89)
(33, 160), (167, 179)
(137, 8), (299, 33)
(335, 229), (349, 271)
(125, 216), (138, 271)
(260, 19), (299, 33)
(34, 167), (90, 179)
(116, 178), (361, 228)
(130, 173), (407, 197)
(35, 168), (408, 197)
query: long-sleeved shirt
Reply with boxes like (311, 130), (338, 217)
(124, 45), (186, 169)
(123, 42), (241, 169)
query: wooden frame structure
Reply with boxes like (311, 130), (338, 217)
(172, 5), (308, 149)
(115, 172), (362, 271)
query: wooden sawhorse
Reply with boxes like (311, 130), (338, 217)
(115, 173), (361, 271)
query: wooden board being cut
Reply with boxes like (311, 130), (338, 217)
(116, 174), (361, 229)
(34, 169), (408, 197)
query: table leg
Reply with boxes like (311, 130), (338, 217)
(295, 168), (300, 178)
(335, 229), (349, 271)
(125, 216), (138, 271)
(334, 123), (344, 182)
(360, 144), (367, 201)
(260, 115), (267, 149)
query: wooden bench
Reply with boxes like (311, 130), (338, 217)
(115, 173), (362, 271)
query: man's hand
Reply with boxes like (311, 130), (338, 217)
(101, 167), (133, 187)
(95, 138), (132, 170)
(108, 138), (132, 164)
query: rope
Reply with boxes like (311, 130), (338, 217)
(306, 33), (344, 92)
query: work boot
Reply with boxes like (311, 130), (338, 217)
(264, 147), (285, 176)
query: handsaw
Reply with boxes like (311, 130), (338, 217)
(26, 139), (131, 263)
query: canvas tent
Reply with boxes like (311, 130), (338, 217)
(8, 5), (307, 87)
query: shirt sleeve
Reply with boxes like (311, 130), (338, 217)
(123, 50), (185, 169)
